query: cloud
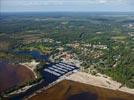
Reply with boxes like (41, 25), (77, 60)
(1, 0), (134, 12)
(98, 0), (125, 4)
(22, 0), (130, 6)
(1, 0), (130, 6)
(98, 0), (109, 4)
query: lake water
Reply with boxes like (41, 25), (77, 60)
(15, 50), (48, 61)
(8, 51), (78, 100)
(9, 62), (78, 100)
(0, 62), (35, 94)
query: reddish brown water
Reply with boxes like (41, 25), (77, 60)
(30, 80), (134, 100)
(0, 63), (35, 93)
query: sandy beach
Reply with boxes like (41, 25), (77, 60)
(20, 60), (40, 79)
(66, 71), (134, 94)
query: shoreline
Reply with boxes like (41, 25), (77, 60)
(5, 70), (134, 98)
(20, 60), (40, 79)
(22, 64), (37, 79)
(66, 71), (134, 94)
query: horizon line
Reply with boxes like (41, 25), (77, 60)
(1, 11), (134, 13)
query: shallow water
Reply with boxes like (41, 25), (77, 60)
(8, 62), (78, 99)
(67, 92), (98, 100)
(0, 63), (35, 93)
(15, 50), (48, 61)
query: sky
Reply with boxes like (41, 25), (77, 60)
(0, 0), (134, 12)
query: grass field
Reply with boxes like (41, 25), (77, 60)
(111, 36), (127, 40)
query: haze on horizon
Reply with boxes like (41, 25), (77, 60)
(0, 0), (134, 12)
